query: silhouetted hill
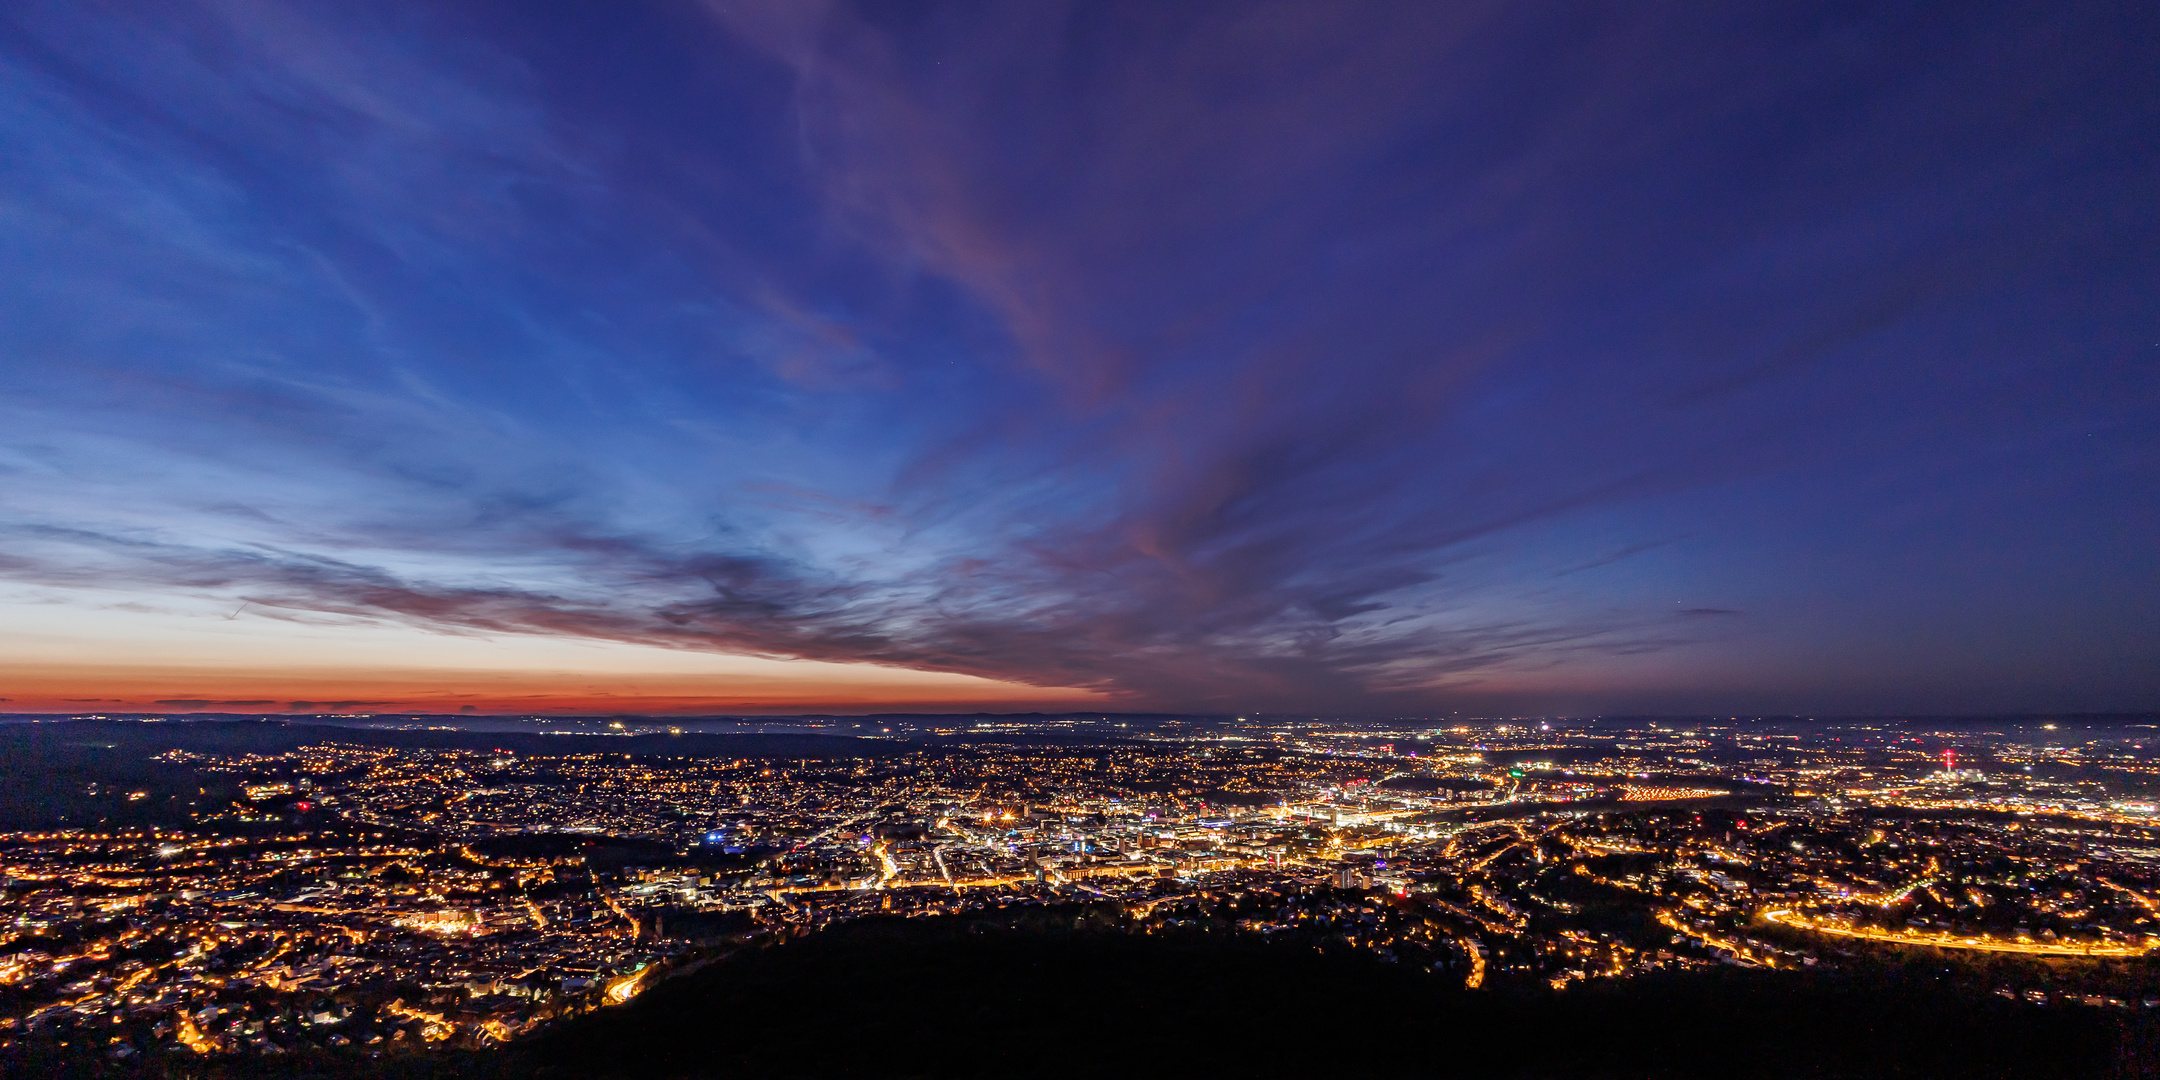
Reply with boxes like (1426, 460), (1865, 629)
(499, 920), (2128, 1079)
(0, 718), (900, 760)
(9, 909), (2146, 1078)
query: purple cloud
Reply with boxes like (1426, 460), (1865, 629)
(0, 1), (2150, 714)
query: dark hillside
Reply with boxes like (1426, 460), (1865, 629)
(45, 913), (2115, 1080)
(503, 921), (2124, 1079)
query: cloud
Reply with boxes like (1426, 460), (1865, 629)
(0, 1), (2149, 714)
(0, 0), (1906, 706)
(0, 515), (1701, 711)
(1554, 539), (1686, 579)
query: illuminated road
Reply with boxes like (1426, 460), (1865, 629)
(1761, 909), (2154, 957)
(1444, 822), (1521, 861)
(600, 891), (640, 937)
(1418, 895), (1517, 938)
(1468, 883), (1527, 929)
(1466, 841), (1524, 874)
(2102, 878), (2160, 913)
(1658, 910), (1776, 967)
(604, 965), (650, 1005)
(791, 813), (880, 854)
(1869, 877), (1938, 906)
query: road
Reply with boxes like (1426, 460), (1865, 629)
(604, 965), (650, 1005)
(1457, 937), (1486, 989)
(790, 813), (881, 854)
(1659, 909), (1775, 967)
(1761, 909), (2152, 957)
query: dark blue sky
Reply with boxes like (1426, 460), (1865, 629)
(0, 1), (2154, 715)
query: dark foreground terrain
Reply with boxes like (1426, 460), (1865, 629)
(11, 911), (2152, 1079)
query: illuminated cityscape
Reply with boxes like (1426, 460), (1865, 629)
(5, 713), (2160, 1067)
(0, 0), (2153, 1076)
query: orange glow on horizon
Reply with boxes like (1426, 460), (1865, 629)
(0, 661), (1108, 716)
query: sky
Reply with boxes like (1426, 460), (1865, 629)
(0, 1), (2154, 717)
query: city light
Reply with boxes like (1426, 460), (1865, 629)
(3, 713), (2158, 1062)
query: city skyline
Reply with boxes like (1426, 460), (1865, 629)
(4, 709), (2158, 1072)
(2, 2), (2156, 717)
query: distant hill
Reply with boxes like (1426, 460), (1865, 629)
(0, 717), (903, 759)
(0, 719), (912, 829)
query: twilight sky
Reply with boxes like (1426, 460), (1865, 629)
(0, 1), (2154, 716)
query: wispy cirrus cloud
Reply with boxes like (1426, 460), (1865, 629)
(0, 510), (1686, 711)
(0, 1), (2152, 714)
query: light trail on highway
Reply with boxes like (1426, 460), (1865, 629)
(1760, 909), (2154, 957)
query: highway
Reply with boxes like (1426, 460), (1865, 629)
(604, 964), (650, 1005)
(1760, 909), (2153, 957)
